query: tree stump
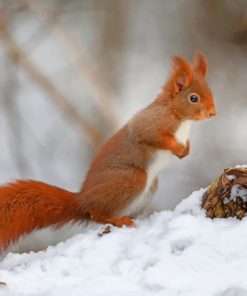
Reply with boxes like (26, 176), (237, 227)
(202, 167), (247, 219)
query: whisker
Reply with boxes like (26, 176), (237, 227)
(215, 111), (227, 119)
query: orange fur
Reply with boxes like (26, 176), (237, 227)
(0, 51), (216, 253)
(0, 180), (81, 252)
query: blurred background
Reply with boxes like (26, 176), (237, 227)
(0, 0), (246, 210)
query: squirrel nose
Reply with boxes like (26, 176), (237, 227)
(201, 109), (216, 120)
(208, 109), (216, 118)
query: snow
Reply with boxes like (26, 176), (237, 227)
(228, 185), (247, 203)
(227, 175), (236, 181)
(1, 188), (247, 296)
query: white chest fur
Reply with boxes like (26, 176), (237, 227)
(120, 120), (192, 218)
(145, 120), (192, 191)
(174, 120), (192, 145)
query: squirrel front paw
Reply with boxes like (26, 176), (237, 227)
(175, 140), (190, 159)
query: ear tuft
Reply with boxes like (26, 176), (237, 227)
(192, 51), (207, 77)
(171, 55), (192, 94)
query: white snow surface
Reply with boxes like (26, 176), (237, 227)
(1, 188), (247, 296)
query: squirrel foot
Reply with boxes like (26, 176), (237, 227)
(88, 211), (135, 228)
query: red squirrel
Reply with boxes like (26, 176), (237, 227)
(0, 52), (215, 254)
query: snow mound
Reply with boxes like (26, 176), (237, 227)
(1, 188), (247, 296)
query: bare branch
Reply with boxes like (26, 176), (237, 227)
(0, 13), (104, 151)
(26, 0), (119, 130)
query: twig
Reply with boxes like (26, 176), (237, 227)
(0, 13), (104, 150)
(26, 0), (119, 130)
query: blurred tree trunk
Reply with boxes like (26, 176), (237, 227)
(91, 0), (127, 94)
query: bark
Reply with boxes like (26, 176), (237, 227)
(202, 167), (247, 219)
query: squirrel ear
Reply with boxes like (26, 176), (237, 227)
(192, 51), (207, 77)
(171, 55), (192, 94)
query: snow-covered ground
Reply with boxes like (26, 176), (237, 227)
(1, 188), (247, 296)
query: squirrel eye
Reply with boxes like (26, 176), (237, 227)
(189, 94), (199, 103)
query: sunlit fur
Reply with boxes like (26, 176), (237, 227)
(0, 51), (216, 253)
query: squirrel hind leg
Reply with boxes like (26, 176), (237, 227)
(88, 210), (135, 228)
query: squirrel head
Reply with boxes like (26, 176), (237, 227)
(162, 51), (216, 121)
